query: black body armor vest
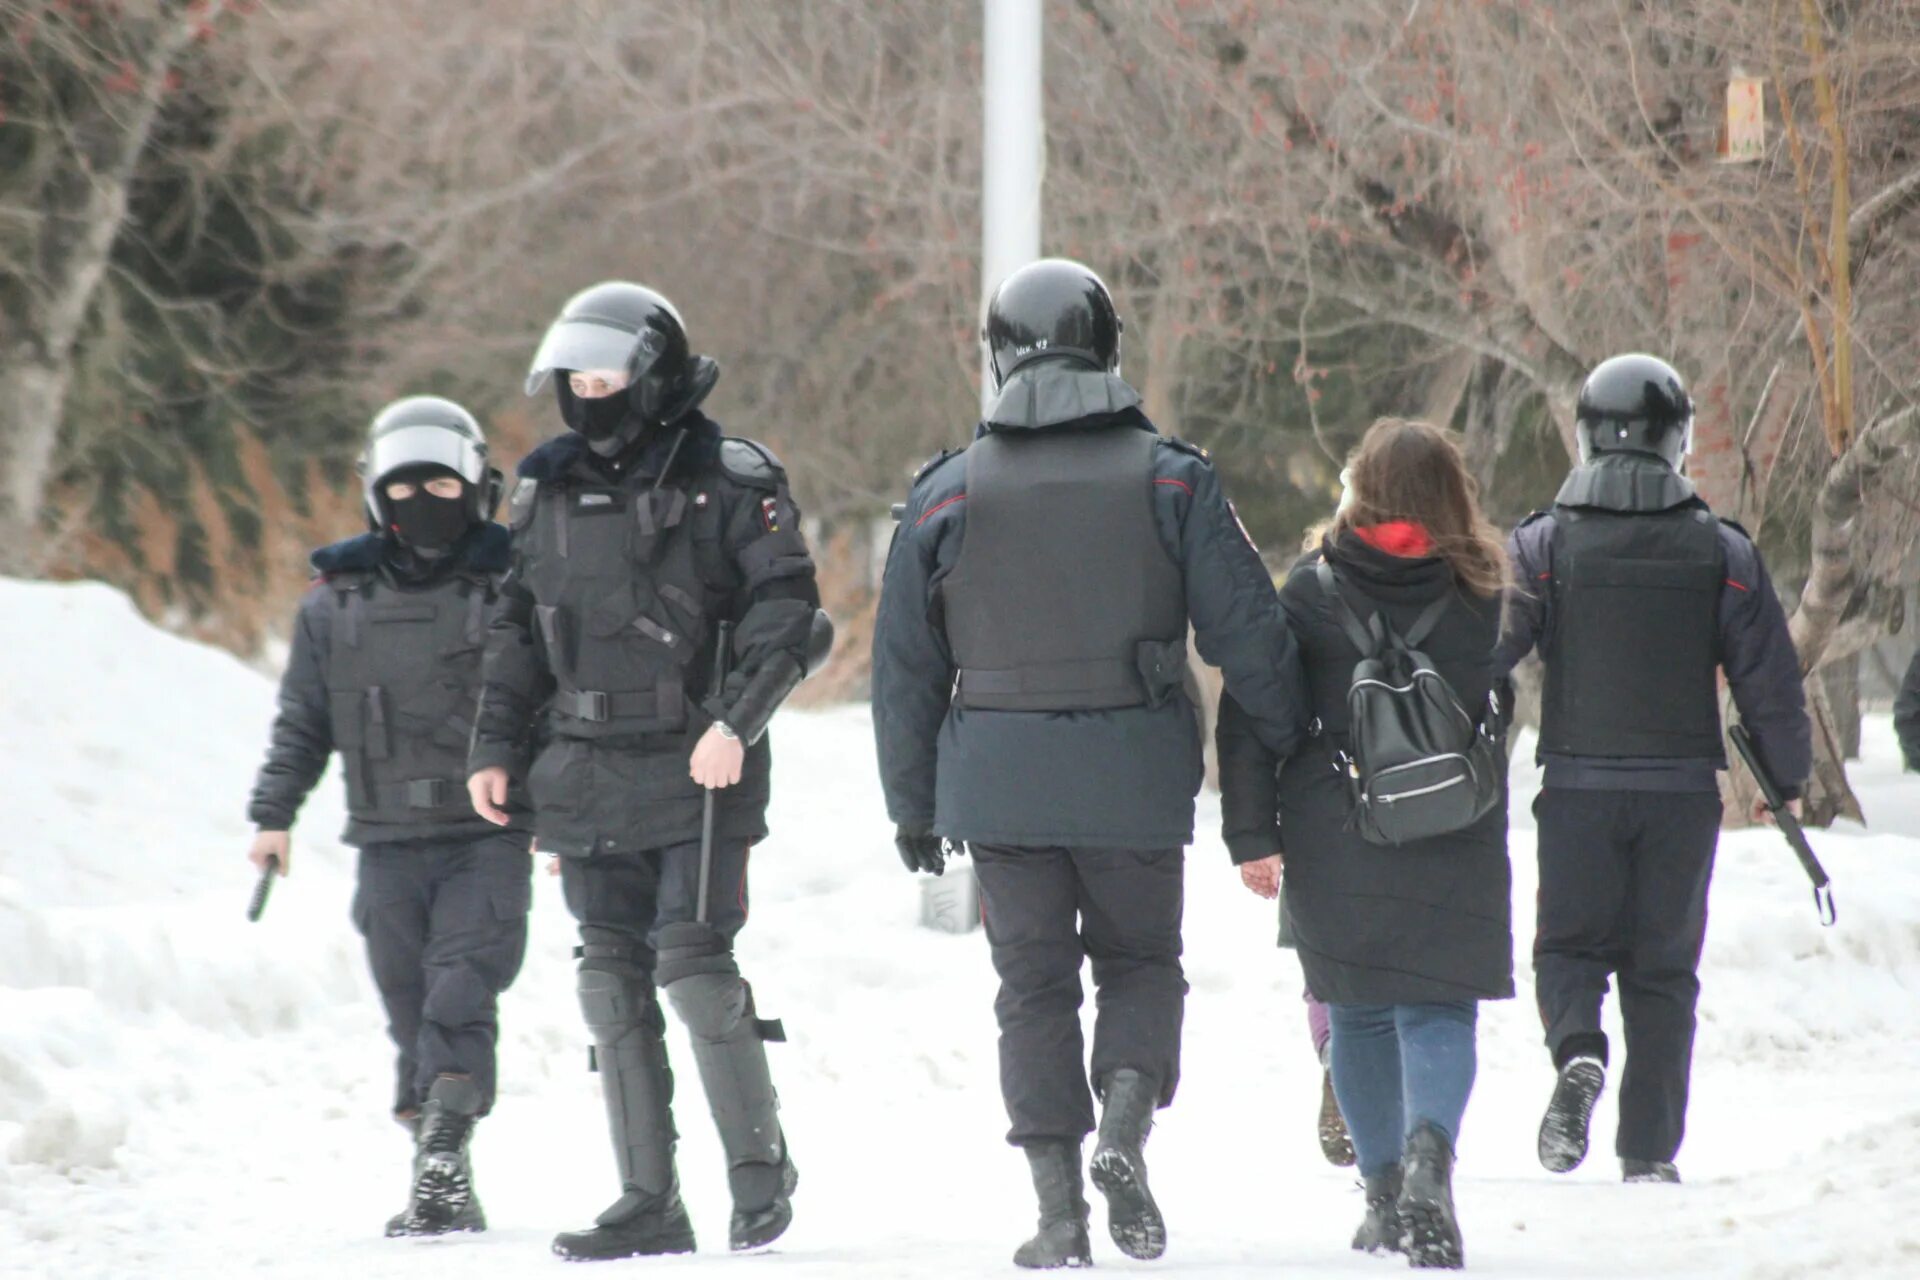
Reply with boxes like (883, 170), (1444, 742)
(941, 427), (1186, 711)
(324, 570), (493, 826)
(1539, 503), (1724, 758)
(514, 471), (731, 740)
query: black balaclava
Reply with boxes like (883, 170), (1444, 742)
(382, 464), (470, 557)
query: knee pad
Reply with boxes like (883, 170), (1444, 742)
(664, 971), (750, 1042)
(577, 963), (664, 1049)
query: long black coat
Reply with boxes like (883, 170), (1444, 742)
(1218, 532), (1514, 1005)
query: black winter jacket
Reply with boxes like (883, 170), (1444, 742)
(470, 412), (820, 856)
(873, 371), (1304, 849)
(1219, 532), (1514, 1005)
(248, 525), (529, 847)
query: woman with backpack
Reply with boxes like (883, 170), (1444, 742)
(1218, 418), (1513, 1270)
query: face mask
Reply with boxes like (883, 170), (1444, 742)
(567, 390), (632, 442)
(387, 488), (469, 553)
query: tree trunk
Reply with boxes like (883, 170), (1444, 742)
(0, 7), (217, 564)
(1822, 656), (1862, 760)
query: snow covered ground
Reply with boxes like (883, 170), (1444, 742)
(2, 575), (1917, 1279)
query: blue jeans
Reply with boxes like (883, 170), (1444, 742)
(1327, 1001), (1479, 1179)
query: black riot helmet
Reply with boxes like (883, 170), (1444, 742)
(1575, 353), (1695, 468)
(357, 395), (502, 531)
(525, 281), (718, 431)
(982, 258), (1124, 390)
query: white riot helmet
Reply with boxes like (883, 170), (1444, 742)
(358, 395), (502, 531)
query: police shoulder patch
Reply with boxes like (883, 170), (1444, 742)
(911, 446), (964, 488)
(718, 438), (785, 491)
(1161, 436), (1212, 464)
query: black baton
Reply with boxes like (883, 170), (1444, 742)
(246, 854), (280, 923)
(1729, 723), (1836, 926)
(696, 620), (735, 926)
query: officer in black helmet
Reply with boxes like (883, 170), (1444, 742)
(872, 259), (1304, 1268)
(1497, 353), (1811, 1185)
(468, 282), (832, 1260)
(245, 395), (532, 1238)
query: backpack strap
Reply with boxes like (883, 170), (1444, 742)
(1316, 560), (1380, 657)
(1318, 559), (1455, 652)
(1402, 589), (1454, 648)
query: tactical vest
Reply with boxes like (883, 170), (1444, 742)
(323, 570), (493, 826)
(1539, 504), (1724, 758)
(516, 473), (729, 739)
(942, 427), (1186, 711)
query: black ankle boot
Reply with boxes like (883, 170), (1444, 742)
(1013, 1140), (1091, 1269)
(1399, 1123), (1462, 1269)
(406, 1078), (486, 1235)
(1089, 1067), (1167, 1261)
(728, 1136), (800, 1252)
(1538, 1055), (1606, 1174)
(552, 1183), (697, 1261)
(1351, 1163), (1404, 1254)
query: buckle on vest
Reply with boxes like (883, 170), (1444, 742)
(570, 690), (611, 722)
(406, 778), (448, 808)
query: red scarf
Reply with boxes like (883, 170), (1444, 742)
(1351, 520), (1434, 558)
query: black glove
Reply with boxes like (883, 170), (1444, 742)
(895, 825), (947, 876)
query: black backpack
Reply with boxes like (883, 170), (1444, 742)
(1315, 560), (1503, 846)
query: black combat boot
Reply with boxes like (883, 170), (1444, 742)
(552, 1183), (696, 1261)
(1398, 1123), (1463, 1270)
(1351, 1163), (1404, 1255)
(728, 1134), (800, 1252)
(1537, 1055), (1605, 1174)
(406, 1077), (487, 1235)
(1013, 1140), (1092, 1269)
(1622, 1158), (1681, 1184)
(1088, 1067), (1167, 1261)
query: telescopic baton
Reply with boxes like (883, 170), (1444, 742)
(1729, 723), (1836, 926)
(696, 620), (735, 926)
(246, 855), (279, 923)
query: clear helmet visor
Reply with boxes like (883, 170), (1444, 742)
(524, 318), (649, 395)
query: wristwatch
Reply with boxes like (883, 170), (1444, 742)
(715, 720), (739, 741)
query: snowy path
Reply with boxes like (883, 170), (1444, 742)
(3, 578), (1918, 1279)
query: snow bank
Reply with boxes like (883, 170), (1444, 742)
(2, 576), (1917, 1278)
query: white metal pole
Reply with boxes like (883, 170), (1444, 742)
(980, 0), (1044, 414)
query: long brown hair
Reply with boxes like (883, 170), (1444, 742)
(1331, 418), (1511, 599)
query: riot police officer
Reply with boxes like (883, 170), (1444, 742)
(872, 259), (1304, 1268)
(1497, 354), (1811, 1184)
(246, 396), (532, 1237)
(467, 282), (831, 1260)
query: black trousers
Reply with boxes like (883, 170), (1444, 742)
(558, 838), (753, 978)
(353, 831), (533, 1116)
(973, 844), (1188, 1146)
(1533, 787), (1721, 1163)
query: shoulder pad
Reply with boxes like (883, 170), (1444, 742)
(1159, 436), (1212, 464)
(308, 532), (384, 576)
(718, 438), (785, 490)
(507, 476), (540, 530)
(517, 434), (588, 481)
(1516, 509), (1551, 529)
(911, 446), (965, 488)
(1718, 516), (1753, 542)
